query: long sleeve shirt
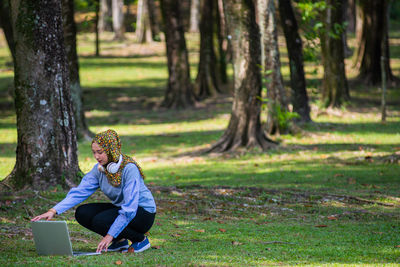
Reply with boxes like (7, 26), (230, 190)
(52, 163), (156, 238)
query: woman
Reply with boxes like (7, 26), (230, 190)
(31, 129), (156, 253)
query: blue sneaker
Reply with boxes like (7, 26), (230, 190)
(123, 237), (151, 253)
(107, 239), (129, 252)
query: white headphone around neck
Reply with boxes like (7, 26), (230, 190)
(105, 154), (123, 174)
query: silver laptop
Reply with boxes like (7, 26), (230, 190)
(31, 221), (101, 256)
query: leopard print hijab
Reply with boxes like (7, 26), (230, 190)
(92, 129), (145, 187)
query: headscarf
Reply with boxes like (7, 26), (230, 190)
(92, 129), (145, 187)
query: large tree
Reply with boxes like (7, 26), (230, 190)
(194, 0), (220, 100)
(208, 0), (275, 152)
(160, 0), (195, 108)
(112, 0), (125, 40)
(354, 0), (396, 85)
(62, 0), (92, 140)
(320, 0), (349, 108)
(147, 0), (160, 41)
(0, 0), (15, 61)
(99, 0), (113, 32)
(189, 0), (200, 33)
(278, 0), (311, 123)
(4, 0), (79, 189)
(216, 0), (228, 84)
(258, 0), (289, 135)
(136, 0), (152, 43)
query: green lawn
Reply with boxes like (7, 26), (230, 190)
(0, 31), (399, 266)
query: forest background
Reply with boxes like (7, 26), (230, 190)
(0, 0), (399, 265)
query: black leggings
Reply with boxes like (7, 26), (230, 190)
(75, 203), (155, 243)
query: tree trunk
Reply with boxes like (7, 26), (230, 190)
(216, 0), (228, 84)
(189, 0), (200, 33)
(136, 0), (152, 43)
(160, 0), (195, 108)
(95, 0), (100, 56)
(258, 0), (289, 135)
(112, 0), (125, 41)
(342, 0), (353, 58)
(320, 0), (349, 108)
(5, 0), (79, 190)
(208, 0), (276, 152)
(0, 0), (15, 61)
(194, 0), (220, 100)
(278, 0), (311, 123)
(346, 0), (356, 33)
(99, 0), (113, 32)
(354, 0), (395, 85)
(61, 0), (93, 141)
(147, 0), (160, 41)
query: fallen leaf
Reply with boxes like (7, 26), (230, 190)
(232, 241), (243, 246)
(195, 229), (205, 233)
(115, 260), (123, 265)
(334, 173), (344, 177)
(217, 221), (225, 224)
(315, 225), (328, 227)
(203, 217), (212, 221)
(219, 228), (226, 232)
(304, 204), (313, 207)
(396, 245), (400, 248)
(171, 233), (181, 237)
(51, 187), (57, 192)
(156, 222), (162, 226)
(327, 216), (337, 220)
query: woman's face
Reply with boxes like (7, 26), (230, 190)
(91, 142), (109, 166)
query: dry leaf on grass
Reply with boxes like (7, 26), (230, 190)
(232, 241), (243, 246)
(115, 260), (123, 265)
(219, 228), (226, 232)
(195, 229), (205, 233)
(327, 216), (338, 220)
(315, 225), (328, 227)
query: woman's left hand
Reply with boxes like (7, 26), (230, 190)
(96, 234), (114, 253)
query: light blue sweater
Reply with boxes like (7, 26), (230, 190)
(53, 163), (156, 238)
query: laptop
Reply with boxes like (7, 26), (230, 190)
(31, 221), (101, 256)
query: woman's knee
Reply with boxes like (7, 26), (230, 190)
(75, 204), (92, 226)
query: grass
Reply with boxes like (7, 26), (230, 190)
(0, 29), (400, 266)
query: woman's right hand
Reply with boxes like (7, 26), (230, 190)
(31, 210), (56, 222)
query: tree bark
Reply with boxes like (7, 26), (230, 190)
(61, 0), (93, 140)
(346, 0), (356, 33)
(5, 0), (79, 190)
(147, 0), (160, 41)
(112, 0), (125, 41)
(194, 0), (220, 100)
(208, 0), (276, 152)
(99, 0), (113, 32)
(278, 0), (311, 123)
(354, 0), (396, 85)
(258, 0), (289, 135)
(0, 0), (15, 61)
(216, 0), (228, 84)
(320, 0), (349, 108)
(189, 0), (200, 33)
(136, 0), (152, 43)
(160, 0), (195, 108)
